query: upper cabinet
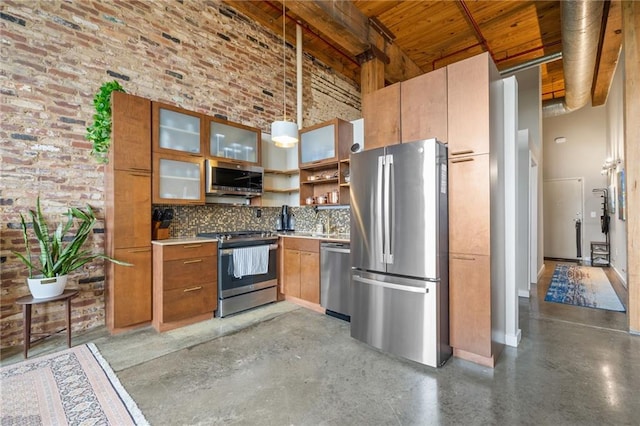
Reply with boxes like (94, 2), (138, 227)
(152, 153), (204, 205)
(151, 101), (261, 204)
(363, 68), (448, 151)
(299, 118), (352, 168)
(207, 117), (261, 166)
(152, 102), (205, 205)
(152, 102), (204, 156)
(401, 67), (448, 144)
(362, 83), (401, 151)
(111, 91), (151, 172)
(447, 53), (491, 156)
(298, 118), (353, 206)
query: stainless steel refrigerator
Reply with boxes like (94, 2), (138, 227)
(350, 138), (451, 367)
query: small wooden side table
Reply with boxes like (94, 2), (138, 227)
(15, 289), (79, 358)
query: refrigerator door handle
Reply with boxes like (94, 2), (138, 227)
(384, 154), (393, 264)
(353, 275), (428, 294)
(376, 155), (385, 264)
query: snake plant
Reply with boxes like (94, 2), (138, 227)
(13, 197), (130, 278)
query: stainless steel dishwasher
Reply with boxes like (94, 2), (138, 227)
(320, 242), (351, 320)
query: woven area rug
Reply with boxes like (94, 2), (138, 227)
(0, 343), (148, 426)
(544, 264), (625, 312)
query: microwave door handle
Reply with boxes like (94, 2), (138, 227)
(377, 155), (385, 264)
(384, 154), (393, 264)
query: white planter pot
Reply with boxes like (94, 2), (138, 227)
(27, 275), (68, 299)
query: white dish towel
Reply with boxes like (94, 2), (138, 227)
(232, 245), (269, 278)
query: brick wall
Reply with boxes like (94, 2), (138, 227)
(0, 0), (361, 348)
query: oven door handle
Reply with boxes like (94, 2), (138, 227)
(219, 243), (278, 256)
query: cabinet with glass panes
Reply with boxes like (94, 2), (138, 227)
(207, 117), (261, 166)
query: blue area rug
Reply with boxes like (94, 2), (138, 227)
(544, 264), (625, 312)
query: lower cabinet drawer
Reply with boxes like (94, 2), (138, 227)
(163, 256), (217, 290)
(162, 282), (217, 323)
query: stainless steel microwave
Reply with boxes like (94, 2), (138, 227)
(205, 160), (263, 198)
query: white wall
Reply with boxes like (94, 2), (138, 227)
(503, 76), (521, 347)
(543, 105), (608, 262)
(513, 67), (543, 288)
(605, 52), (628, 285)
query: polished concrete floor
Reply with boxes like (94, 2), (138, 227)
(2, 263), (639, 425)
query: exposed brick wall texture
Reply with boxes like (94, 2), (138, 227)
(0, 0), (361, 348)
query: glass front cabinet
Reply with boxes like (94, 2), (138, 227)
(152, 153), (204, 204)
(153, 102), (204, 156)
(298, 118), (352, 168)
(207, 117), (261, 166)
(298, 118), (353, 206)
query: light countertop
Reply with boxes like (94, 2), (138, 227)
(279, 232), (350, 243)
(152, 233), (350, 244)
(151, 237), (217, 246)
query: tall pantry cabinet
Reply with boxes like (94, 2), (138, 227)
(105, 92), (153, 333)
(447, 52), (505, 367)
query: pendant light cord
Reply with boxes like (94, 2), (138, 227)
(281, 0), (287, 121)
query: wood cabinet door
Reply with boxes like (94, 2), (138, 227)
(111, 92), (151, 172)
(449, 253), (492, 357)
(162, 283), (217, 322)
(110, 171), (151, 249)
(401, 67), (448, 143)
(363, 83), (401, 150)
(282, 248), (301, 298)
(163, 256), (217, 290)
(448, 154), (490, 256)
(112, 247), (152, 328)
(447, 52), (490, 156)
(300, 251), (320, 303)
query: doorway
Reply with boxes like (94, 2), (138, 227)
(543, 178), (584, 261)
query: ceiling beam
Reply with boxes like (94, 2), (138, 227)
(285, 0), (370, 56)
(592, 0), (623, 106)
(225, 0), (422, 85)
(284, 0), (422, 83)
(224, 1), (360, 83)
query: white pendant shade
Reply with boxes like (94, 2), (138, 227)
(271, 120), (298, 148)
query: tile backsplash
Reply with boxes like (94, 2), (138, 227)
(154, 204), (350, 238)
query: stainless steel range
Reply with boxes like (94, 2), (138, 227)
(197, 230), (278, 317)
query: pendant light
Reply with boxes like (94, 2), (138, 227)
(271, 0), (298, 148)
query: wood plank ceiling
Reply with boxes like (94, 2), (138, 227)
(225, 0), (622, 106)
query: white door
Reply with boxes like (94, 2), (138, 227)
(544, 178), (584, 260)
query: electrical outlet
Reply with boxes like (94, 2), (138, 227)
(256, 208), (262, 218)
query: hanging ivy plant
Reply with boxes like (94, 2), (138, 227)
(86, 80), (126, 164)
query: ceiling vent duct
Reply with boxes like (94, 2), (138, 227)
(542, 0), (604, 118)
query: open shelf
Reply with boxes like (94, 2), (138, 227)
(264, 187), (298, 193)
(264, 168), (299, 176)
